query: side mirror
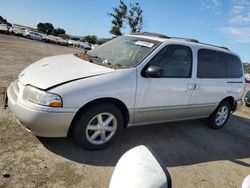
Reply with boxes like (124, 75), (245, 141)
(109, 145), (172, 188)
(144, 66), (163, 78)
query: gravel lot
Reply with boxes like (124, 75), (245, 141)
(0, 34), (250, 188)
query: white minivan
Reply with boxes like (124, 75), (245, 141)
(5, 32), (245, 149)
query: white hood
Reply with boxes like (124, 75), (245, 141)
(18, 54), (115, 90)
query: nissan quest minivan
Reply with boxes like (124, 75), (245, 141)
(5, 32), (245, 149)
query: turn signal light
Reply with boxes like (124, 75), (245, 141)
(49, 102), (62, 107)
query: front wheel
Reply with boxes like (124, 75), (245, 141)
(207, 101), (231, 129)
(72, 102), (123, 149)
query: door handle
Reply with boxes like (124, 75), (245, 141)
(187, 83), (200, 91)
(187, 83), (196, 91)
(195, 83), (200, 90)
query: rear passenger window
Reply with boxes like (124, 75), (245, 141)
(148, 45), (192, 78)
(222, 52), (243, 78)
(197, 49), (242, 78)
(197, 49), (225, 78)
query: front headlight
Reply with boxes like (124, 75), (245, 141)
(23, 86), (63, 107)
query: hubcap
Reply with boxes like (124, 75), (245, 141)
(215, 106), (229, 126)
(86, 113), (117, 145)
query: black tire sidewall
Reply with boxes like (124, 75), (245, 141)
(208, 101), (232, 129)
(73, 102), (123, 149)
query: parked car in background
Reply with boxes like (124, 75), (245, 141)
(245, 73), (250, 82)
(23, 31), (44, 41)
(68, 39), (80, 47)
(43, 35), (59, 44)
(245, 91), (250, 107)
(43, 35), (68, 46)
(57, 37), (68, 46)
(9, 25), (26, 36)
(79, 42), (91, 50)
(5, 32), (245, 149)
(84, 42), (91, 50)
(0, 23), (9, 34)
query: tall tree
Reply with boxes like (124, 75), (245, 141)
(108, 0), (127, 36)
(127, 3), (143, 34)
(108, 1), (144, 36)
(37, 22), (54, 35)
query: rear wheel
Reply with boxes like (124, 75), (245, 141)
(72, 102), (123, 149)
(207, 100), (231, 129)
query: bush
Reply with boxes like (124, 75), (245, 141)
(245, 67), (250, 74)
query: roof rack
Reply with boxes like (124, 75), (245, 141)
(198, 42), (230, 51)
(171, 37), (199, 43)
(132, 32), (230, 51)
(171, 37), (230, 51)
(133, 32), (170, 39)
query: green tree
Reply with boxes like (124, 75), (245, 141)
(97, 38), (111, 45)
(58, 33), (70, 39)
(108, 0), (127, 36)
(127, 3), (143, 33)
(53, 28), (66, 36)
(0, 15), (12, 27)
(37, 22), (54, 35)
(84, 35), (97, 44)
(245, 67), (250, 74)
(108, 1), (144, 36)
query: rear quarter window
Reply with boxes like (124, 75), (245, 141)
(197, 49), (243, 78)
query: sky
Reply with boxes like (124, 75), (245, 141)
(0, 0), (250, 62)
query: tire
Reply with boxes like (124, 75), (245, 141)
(26, 35), (30, 39)
(207, 100), (232, 129)
(72, 102), (123, 150)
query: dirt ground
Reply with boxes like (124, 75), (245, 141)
(0, 34), (250, 188)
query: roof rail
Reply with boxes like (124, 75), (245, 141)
(133, 32), (170, 39)
(171, 37), (230, 50)
(171, 37), (199, 43)
(198, 42), (230, 51)
(132, 32), (230, 51)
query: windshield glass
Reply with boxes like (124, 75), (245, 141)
(87, 36), (160, 68)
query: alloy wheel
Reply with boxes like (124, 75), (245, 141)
(85, 113), (117, 145)
(215, 106), (229, 126)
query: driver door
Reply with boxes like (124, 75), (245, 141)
(134, 44), (195, 124)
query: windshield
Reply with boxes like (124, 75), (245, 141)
(87, 36), (160, 68)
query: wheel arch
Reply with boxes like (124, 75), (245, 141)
(67, 97), (130, 137)
(221, 96), (236, 111)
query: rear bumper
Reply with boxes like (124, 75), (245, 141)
(7, 81), (76, 137)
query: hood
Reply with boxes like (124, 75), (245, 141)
(19, 54), (115, 90)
